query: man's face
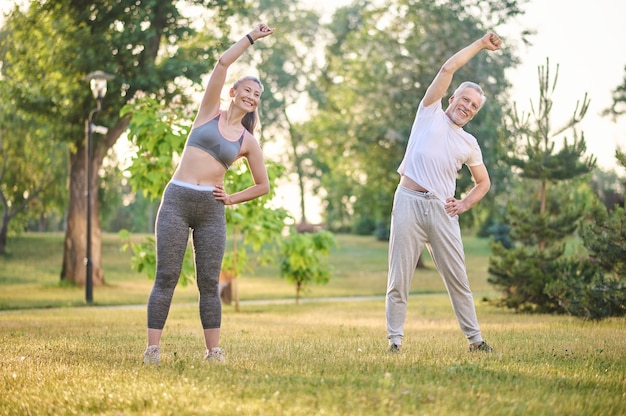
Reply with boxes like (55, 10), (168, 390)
(445, 87), (482, 127)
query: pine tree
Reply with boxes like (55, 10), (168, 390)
(488, 60), (596, 312)
(548, 151), (626, 319)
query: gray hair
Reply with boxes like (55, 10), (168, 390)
(453, 81), (486, 109)
(233, 75), (264, 93)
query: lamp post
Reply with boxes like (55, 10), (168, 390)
(84, 70), (114, 304)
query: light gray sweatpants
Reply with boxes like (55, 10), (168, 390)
(385, 185), (483, 345)
(147, 180), (226, 331)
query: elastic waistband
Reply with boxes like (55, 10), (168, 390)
(170, 179), (216, 192)
(398, 185), (439, 200)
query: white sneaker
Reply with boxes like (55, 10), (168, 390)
(204, 347), (225, 363)
(143, 345), (161, 365)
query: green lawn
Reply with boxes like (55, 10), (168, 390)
(0, 232), (494, 309)
(1, 298), (624, 415)
(1, 232), (624, 415)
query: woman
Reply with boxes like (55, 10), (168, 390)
(143, 23), (275, 365)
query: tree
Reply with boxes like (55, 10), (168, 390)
(0, 16), (68, 251)
(0, 0), (243, 286)
(308, 0), (525, 232)
(585, 150), (626, 282)
(541, 151), (626, 320)
(279, 229), (337, 303)
(240, 0), (323, 226)
(551, 199), (626, 319)
(547, 66), (626, 319)
(488, 60), (597, 313)
(0, 93), (67, 253)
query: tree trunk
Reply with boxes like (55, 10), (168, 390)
(296, 282), (301, 304)
(61, 141), (104, 287)
(287, 118), (307, 224)
(232, 227), (240, 312)
(60, 116), (128, 286)
(0, 212), (8, 255)
(538, 179), (547, 251)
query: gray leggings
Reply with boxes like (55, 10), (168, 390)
(147, 181), (226, 330)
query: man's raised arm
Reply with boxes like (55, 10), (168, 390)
(422, 32), (502, 108)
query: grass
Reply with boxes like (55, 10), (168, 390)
(1, 233), (625, 415)
(0, 232), (493, 309)
(1, 299), (625, 415)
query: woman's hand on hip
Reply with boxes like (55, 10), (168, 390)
(213, 185), (232, 205)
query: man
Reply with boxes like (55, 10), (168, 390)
(385, 32), (502, 353)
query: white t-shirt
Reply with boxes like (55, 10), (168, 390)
(397, 100), (483, 202)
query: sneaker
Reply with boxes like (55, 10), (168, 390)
(469, 341), (493, 353)
(205, 347), (225, 363)
(143, 345), (161, 365)
(388, 343), (401, 353)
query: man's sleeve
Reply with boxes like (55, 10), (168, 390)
(466, 141), (484, 167)
(409, 99), (441, 137)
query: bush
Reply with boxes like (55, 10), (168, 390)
(373, 223), (390, 241)
(545, 259), (626, 319)
(279, 229), (337, 303)
(352, 217), (376, 236)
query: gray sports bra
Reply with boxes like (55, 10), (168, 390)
(186, 112), (244, 169)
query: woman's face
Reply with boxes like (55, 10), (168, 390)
(231, 80), (263, 112)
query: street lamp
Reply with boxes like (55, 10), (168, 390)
(84, 70), (114, 304)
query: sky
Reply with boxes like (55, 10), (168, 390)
(500, 0), (626, 170)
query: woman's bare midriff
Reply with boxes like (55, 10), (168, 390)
(399, 175), (429, 192)
(172, 146), (229, 186)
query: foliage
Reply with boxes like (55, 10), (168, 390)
(97, 146), (162, 233)
(352, 216), (377, 236)
(558, 181), (626, 319)
(588, 167), (625, 211)
(0, 78), (68, 251)
(279, 229), (337, 303)
(585, 201), (626, 273)
(103, 190), (159, 233)
(488, 60), (599, 315)
(0, 0), (243, 281)
(119, 230), (196, 287)
(221, 161), (291, 309)
(0, 0), (532, 263)
(544, 252), (625, 320)
(120, 96), (191, 200)
(242, 0), (323, 224)
(223, 162), (290, 263)
(306, 0), (527, 231)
